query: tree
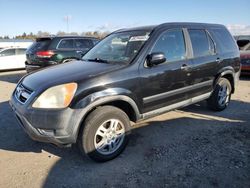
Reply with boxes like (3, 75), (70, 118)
(81, 31), (109, 39)
(57, 31), (67, 36)
(69, 32), (78, 36)
(22, 32), (27, 38)
(37, 31), (50, 37)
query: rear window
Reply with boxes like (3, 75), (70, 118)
(210, 28), (238, 53)
(188, 29), (212, 57)
(28, 38), (51, 52)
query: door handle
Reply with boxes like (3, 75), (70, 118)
(181, 64), (189, 70)
(76, 50), (83, 54)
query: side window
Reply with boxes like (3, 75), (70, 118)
(0, 49), (15, 56)
(151, 29), (186, 62)
(16, 48), (26, 55)
(211, 28), (238, 53)
(75, 39), (94, 49)
(188, 29), (211, 57)
(92, 39), (100, 45)
(58, 39), (74, 49)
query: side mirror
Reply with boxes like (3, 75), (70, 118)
(147, 52), (166, 67)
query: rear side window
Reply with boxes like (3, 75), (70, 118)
(210, 28), (238, 53)
(57, 39), (74, 49)
(188, 29), (213, 57)
(16, 48), (26, 55)
(0, 49), (15, 56)
(151, 29), (186, 62)
(208, 34), (216, 54)
(92, 39), (100, 45)
(74, 39), (94, 49)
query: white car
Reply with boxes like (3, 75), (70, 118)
(0, 47), (26, 70)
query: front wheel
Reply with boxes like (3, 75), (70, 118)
(207, 77), (232, 111)
(78, 106), (131, 162)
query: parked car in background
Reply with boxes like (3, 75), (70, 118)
(10, 23), (240, 162)
(235, 35), (250, 41)
(236, 38), (250, 75)
(0, 39), (33, 49)
(25, 36), (99, 73)
(0, 47), (26, 71)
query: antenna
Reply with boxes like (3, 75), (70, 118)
(64, 15), (72, 33)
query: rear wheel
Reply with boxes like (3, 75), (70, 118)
(78, 106), (131, 162)
(207, 77), (232, 111)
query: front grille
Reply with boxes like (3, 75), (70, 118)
(15, 84), (33, 104)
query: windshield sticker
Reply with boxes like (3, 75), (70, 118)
(129, 35), (149, 42)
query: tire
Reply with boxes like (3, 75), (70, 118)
(78, 106), (131, 162)
(207, 77), (232, 111)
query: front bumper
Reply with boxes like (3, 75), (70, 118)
(9, 94), (84, 147)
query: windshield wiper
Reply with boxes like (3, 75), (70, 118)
(85, 58), (109, 64)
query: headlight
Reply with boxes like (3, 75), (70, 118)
(32, 83), (77, 109)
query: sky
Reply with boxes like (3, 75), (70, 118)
(0, 0), (250, 37)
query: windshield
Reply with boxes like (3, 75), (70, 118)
(83, 30), (151, 64)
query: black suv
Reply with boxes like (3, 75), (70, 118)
(10, 23), (240, 162)
(25, 36), (99, 72)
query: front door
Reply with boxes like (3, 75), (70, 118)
(139, 28), (193, 113)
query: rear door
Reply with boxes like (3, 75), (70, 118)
(55, 38), (77, 61)
(187, 29), (218, 98)
(15, 48), (26, 68)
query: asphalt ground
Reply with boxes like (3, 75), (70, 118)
(0, 70), (249, 188)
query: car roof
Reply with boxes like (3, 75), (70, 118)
(0, 47), (26, 51)
(114, 22), (225, 33)
(115, 25), (157, 33)
(36, 36), (99, 40)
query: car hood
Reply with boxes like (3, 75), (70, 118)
(22, 60), (125, 91)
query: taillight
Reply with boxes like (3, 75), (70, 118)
(36, 51), (55, 58)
